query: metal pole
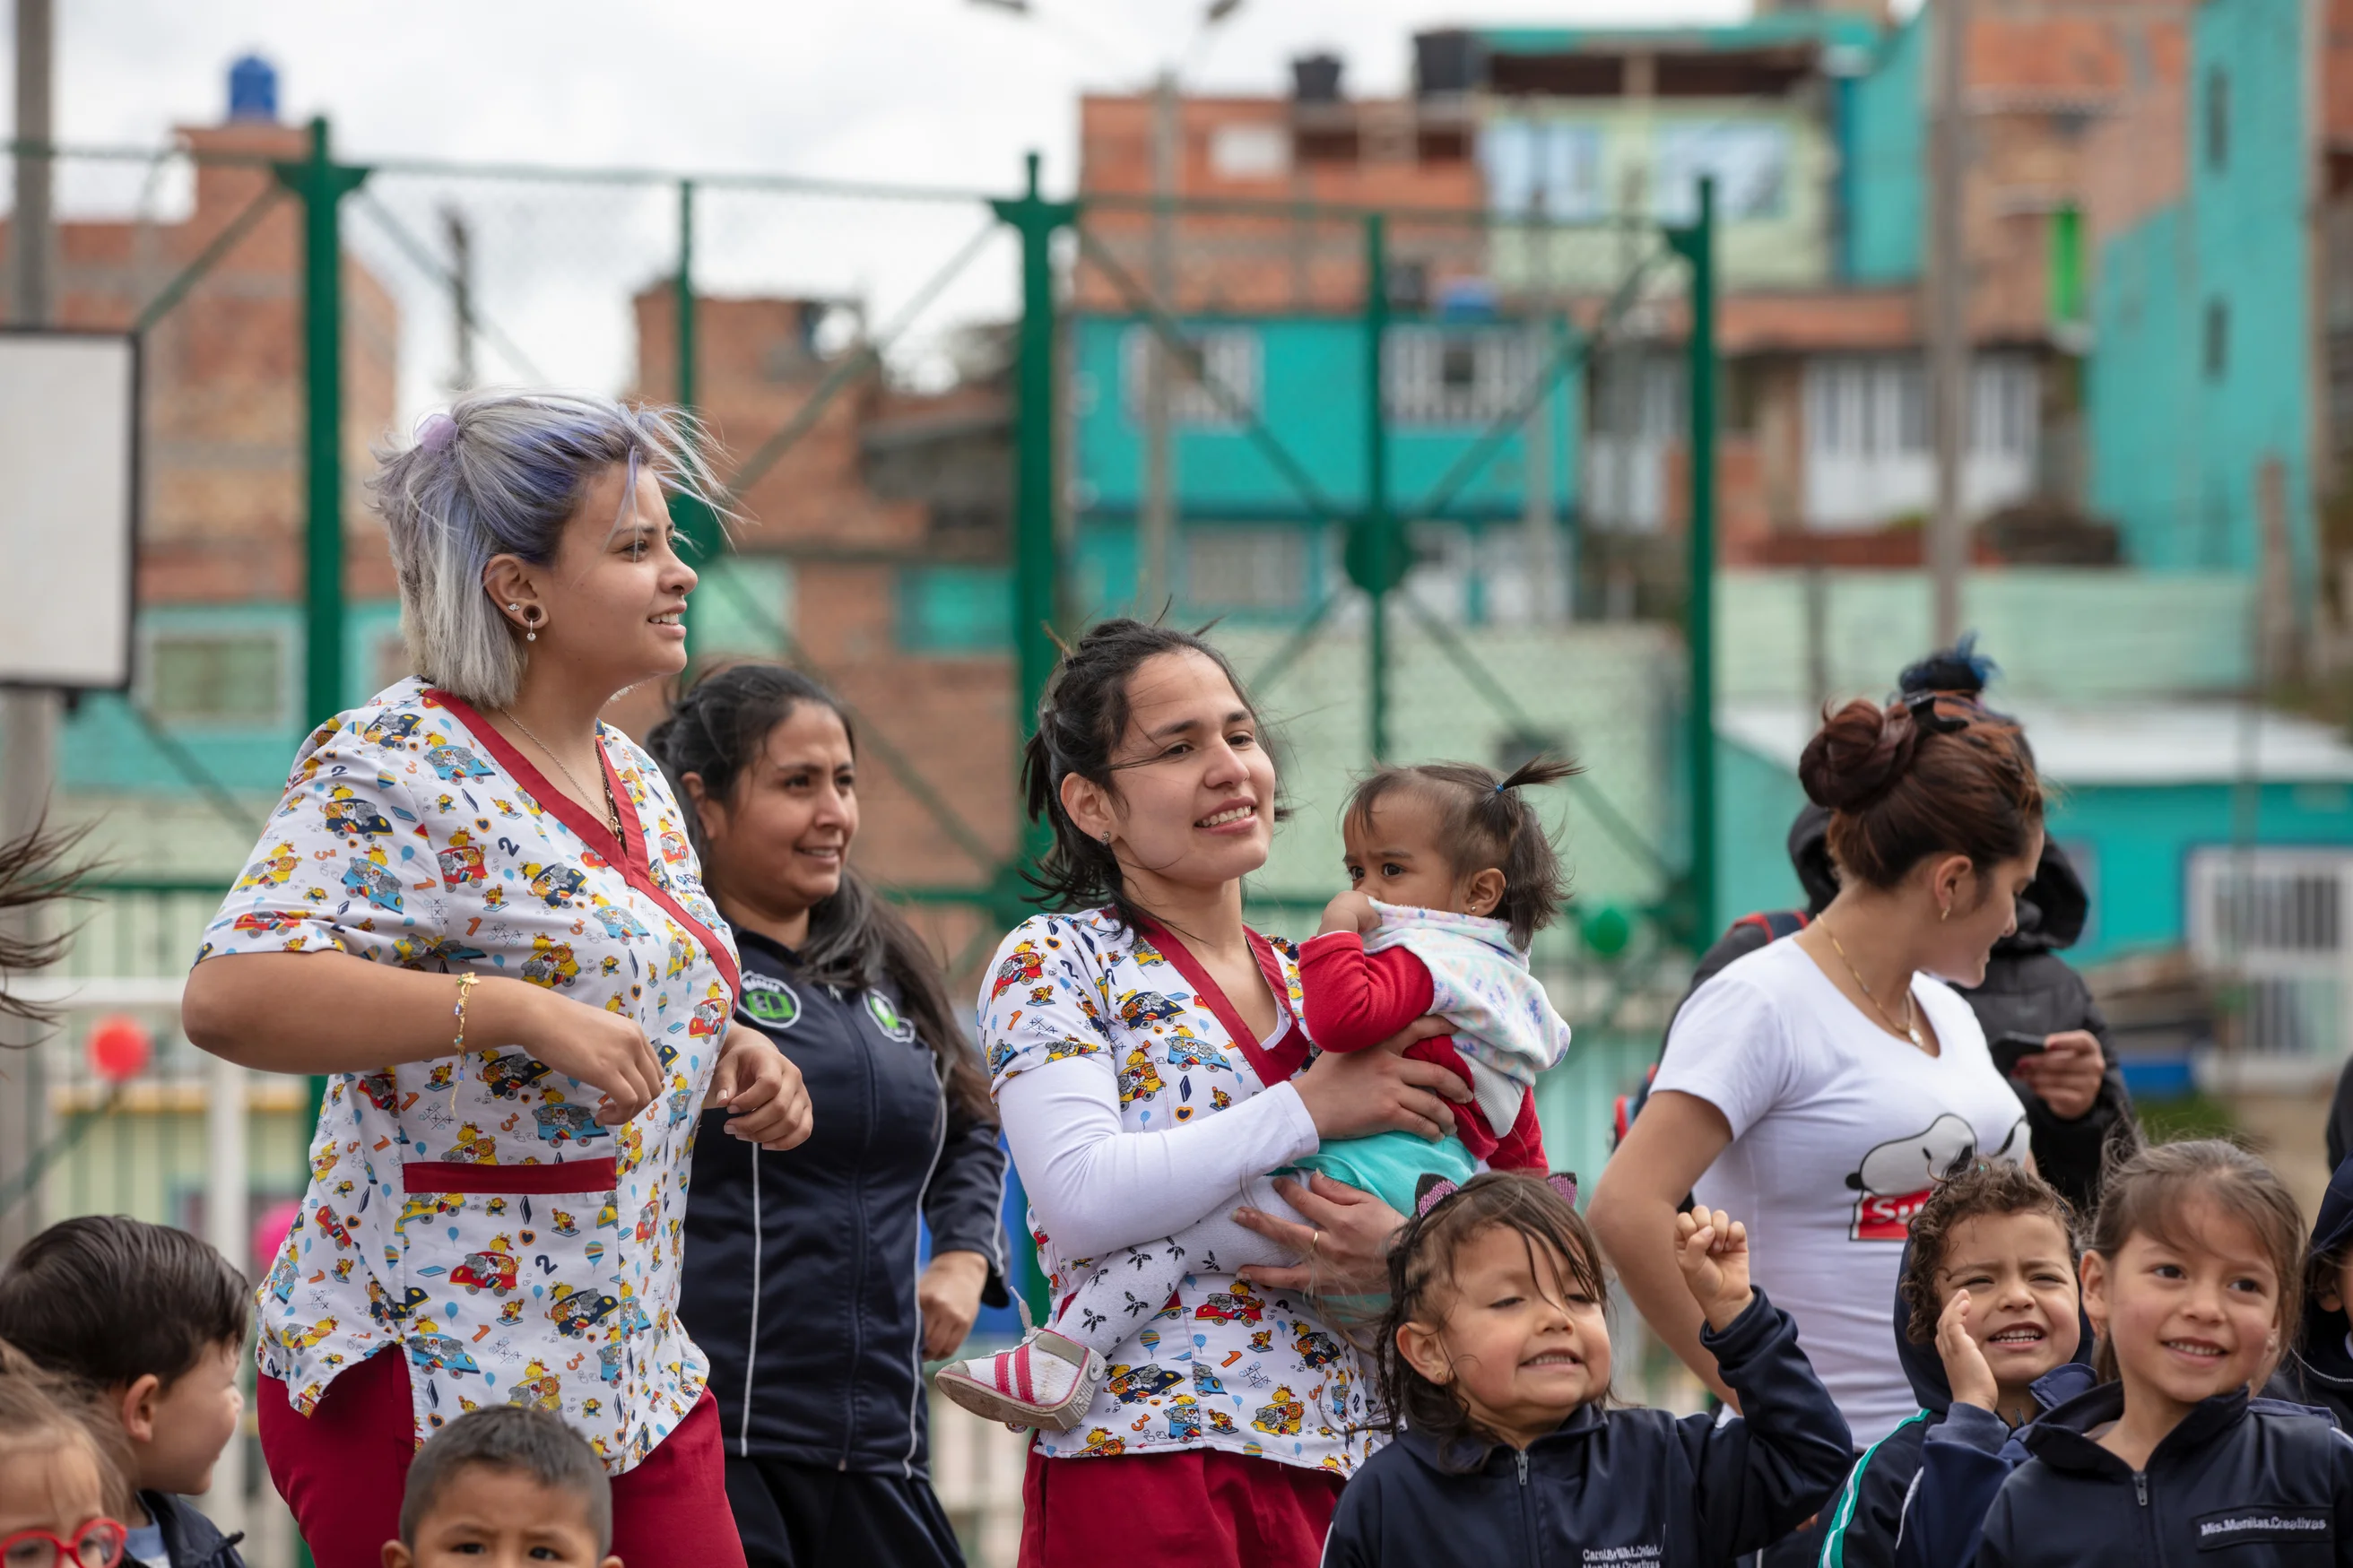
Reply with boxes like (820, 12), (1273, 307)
(989, 151), (1076, 1326)
(274, 120), (363, 1230)
(0, 0), (58, 1260)
(298, 117), (349, 732)
(1004, 155), (1070, 779)
(1668, 178), (1719, 944)
(674, 178), (717, 662)
(1364, 213), (1392, 761)
(1928, 0), (1971, 645)
(1141, 70), (1178, 616)
(1523, 316), (1561, 625)
(444, 205), (475, 392)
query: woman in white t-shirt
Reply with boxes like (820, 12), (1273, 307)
(1590, 690), (2045, 1456)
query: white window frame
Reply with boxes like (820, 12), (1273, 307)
(2185, 846), (2353, 1059)
(1384, 325), (1540, 426)
(1120, 325), (1263, 428)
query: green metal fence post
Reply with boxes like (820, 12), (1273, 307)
(673, 178), (724, 661)
(1666, 178), (1718, 943)
(1363, 214), (1392, 760)
(273, 117), (365, 1568)
(275, 117), (366, 731)
(989, 152), (1077, 1328)
(992, 152), (1079, 865)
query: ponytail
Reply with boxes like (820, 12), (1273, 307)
(1344, 756), (1578, 949)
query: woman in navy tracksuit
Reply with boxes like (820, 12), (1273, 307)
(653, 667), (1009, 1568)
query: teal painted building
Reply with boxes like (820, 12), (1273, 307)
(2090, 0), (2319, 593)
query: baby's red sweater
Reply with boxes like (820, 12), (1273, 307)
(1296, 929), (1548, 1171)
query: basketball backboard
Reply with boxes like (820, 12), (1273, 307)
(0, 329), (138, 689)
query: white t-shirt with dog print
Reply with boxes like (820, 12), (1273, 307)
(1651, 936), (2027, 1445)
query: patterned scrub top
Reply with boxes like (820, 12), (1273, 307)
(981, 908), (1377, 1476)
(198, 678), (741, 1474)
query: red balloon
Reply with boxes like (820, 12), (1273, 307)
(86, 1015), (152, 1083)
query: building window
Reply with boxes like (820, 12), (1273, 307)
(1182, 525), (1308, 611)
(145, 630), (288, 725)
(1121, 325), (1262, 427)
(2206, 67), (2229, 170)
(1210, 123), (1289, 181)
(2186, 847), (2351, 1056)
(1653, 123), (1788, 222)
(1385, 326), (1539, 424)
(1479, 121), (1603, 220)
(2204, 299), (2229, 380)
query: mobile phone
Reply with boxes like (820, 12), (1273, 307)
(1990, 1032), (2048, 1078)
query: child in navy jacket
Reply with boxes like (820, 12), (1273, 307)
(2282, 1153), (2353, 1429)
(1322, 1171), (1852, 1568)
(1975, 1139), (2353, 1568)
(1817, 1163), (2095, 1568)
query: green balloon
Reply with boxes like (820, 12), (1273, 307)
(1581, 904), (1633, 957)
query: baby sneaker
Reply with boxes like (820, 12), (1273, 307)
(933, 1327), (1106, 1432)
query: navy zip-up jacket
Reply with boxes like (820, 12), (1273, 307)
(143, 1491), (243, 1568)
(2284, 1156), (2353, 1432)
(1817, 1237), (2095, 1568)
(678, 930), (1009, 1477)
(1321, 1289), (1852, 1568)
(1975, 1382), (2353, 1567)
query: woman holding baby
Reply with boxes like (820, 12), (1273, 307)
(936, 618), (1575, 1567)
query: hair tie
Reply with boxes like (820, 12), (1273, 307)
(1905, 690), (1971, 737)
(415, 411), (458, 455)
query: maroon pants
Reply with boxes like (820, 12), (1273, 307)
(1018, 1446), (1345, 1568)
(258, 1349), (744, 1568)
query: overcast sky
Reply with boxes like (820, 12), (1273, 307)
(17, 0), (1891, 415)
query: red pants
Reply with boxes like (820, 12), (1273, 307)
(1018, 1447), (1345, 1568)
(258, 1349), (745, 1568)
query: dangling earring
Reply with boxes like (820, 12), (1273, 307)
(524, 608), (542, 644)
(1940, 902), (1951, 923)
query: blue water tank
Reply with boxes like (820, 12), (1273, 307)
(228, 55), (278, 123)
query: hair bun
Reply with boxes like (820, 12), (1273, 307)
(1799, 697), (1921, 812)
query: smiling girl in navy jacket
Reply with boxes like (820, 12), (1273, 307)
(1975, 1139), (2353, 1568)
(1321, 1172), (1852, 1568)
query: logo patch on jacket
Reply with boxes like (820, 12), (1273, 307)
(741, 975), (800, 1029)
(2194, 1508), (2331, 1549)
(865, 991), (916, 1043)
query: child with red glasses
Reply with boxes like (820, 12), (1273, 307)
(0, 1349), (131, 1568)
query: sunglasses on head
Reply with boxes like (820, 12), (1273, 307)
(1, 1520), (127, 1568)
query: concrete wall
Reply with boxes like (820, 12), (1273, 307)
(1716, 566), (2256, 701)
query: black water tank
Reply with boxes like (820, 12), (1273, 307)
(1415, 30), (1480, 97)
(1293, 53), (1343, 102)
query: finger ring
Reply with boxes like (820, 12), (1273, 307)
(1308, 1229), (1323, 1259)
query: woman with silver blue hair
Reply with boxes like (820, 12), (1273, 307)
(183, 389), (810, 1567)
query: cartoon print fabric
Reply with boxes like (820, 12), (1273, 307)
(981, 909), (1374, 1475)
(199, 679), (741, 1475)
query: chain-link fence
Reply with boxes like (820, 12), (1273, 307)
(2, 127), (1724, 1561)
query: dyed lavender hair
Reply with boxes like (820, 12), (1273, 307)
(369, 390), (725, 709)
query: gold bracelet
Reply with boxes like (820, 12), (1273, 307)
(452, 972), (479, 1052)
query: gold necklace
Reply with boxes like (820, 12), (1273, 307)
(500, 710), (621, 842)
(1821, 918), (1925, 1051)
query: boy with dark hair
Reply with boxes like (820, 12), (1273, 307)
(386, 1406), (621, 1568)
(0, 1215), (248, 1568)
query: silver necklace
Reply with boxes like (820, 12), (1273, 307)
(1822, 917), (1925, 1050)
(499, 710), (621, 841)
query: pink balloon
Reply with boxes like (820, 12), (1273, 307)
(85, 1016), (152, 1083)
